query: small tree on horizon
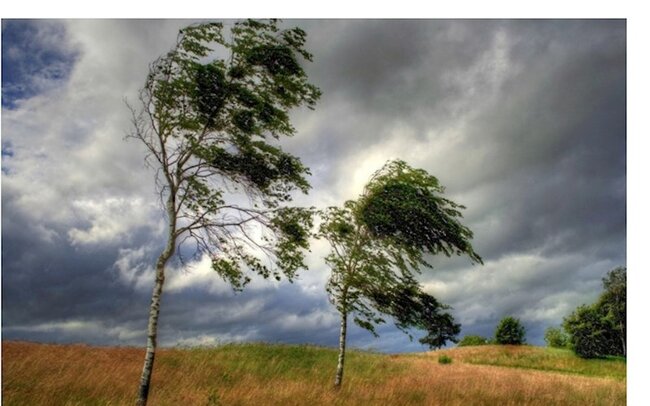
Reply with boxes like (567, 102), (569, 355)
(494, 316), (526, 345)
(128, 20), (320, 405)
(318, 159), (482, 388)
(457, 335), (490, 347)
(544, 326), (569, 348)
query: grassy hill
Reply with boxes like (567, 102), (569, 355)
(2, 341), (625, 405)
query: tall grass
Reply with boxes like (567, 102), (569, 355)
(2, 341), (625, 405)
(433, 345), (626, 380)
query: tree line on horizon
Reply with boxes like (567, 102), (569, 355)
(454, 267), (626, 360)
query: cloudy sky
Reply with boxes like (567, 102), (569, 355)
(1, 19), (627, 352)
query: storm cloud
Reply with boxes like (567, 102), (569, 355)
(2, 19), (625, 351)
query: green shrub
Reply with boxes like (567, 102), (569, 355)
(457, 335), (489, 347)
(544, 326), (569, 348)
(494, 316), (526, 345)
(562, 267), (626, 359)
(438, 354), (452, 364)
(563, 304), (620, 358)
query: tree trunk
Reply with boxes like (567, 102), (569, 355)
(136, 196), (176, 406)
(334, 307), (348, 388)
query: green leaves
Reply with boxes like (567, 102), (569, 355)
(246, 45), (303, 76)
(270, 207), (314, 280)
(563, 304), (615, 358)
(544, 326), (569, 348)
(192, 62), (228, 129)
(494, 316), (526, 345)
(358, 160), (482, 264)
(457, 335), (490, 347)
(370, 283), (461, 349)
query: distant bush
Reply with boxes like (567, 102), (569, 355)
(544, 326), (569, 348)
(494, 317), (526, 345)
(457, 335), (490, 347)
(438, 354), (452, 364)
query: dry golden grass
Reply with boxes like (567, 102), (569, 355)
(2, 341), (625, 405)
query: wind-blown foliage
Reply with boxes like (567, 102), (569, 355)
(128, 19), (320, 405)
(318, 159), (482, 387)
(370, 283), (461, 349)
(358, 160), (482, 265)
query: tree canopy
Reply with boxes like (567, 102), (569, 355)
(357, 160), (483, 264)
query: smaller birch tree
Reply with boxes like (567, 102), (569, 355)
(318, 160), (482, 388)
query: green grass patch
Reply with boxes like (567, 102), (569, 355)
(171, 342), (406, 383)
(460, 346), (626, 380)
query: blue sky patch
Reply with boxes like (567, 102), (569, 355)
(2, 141), (14, 174)
(2, 20), (79, 109)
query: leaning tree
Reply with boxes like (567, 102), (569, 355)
(127, 20), (320, 405)
(318, 159), (482, 388)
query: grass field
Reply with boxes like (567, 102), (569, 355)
(2, 341), (625, 405)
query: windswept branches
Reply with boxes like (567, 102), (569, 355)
(129, 19), (320, 287)
(370, 283), (461, 349)
(129, 19), (320, 405)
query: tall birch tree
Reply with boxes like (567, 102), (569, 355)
(127, 20), (320, 405)
(318, 160), (482, 388)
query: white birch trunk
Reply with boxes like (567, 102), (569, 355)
(334, 308), (348, 388)
(136, 196), (176, 406)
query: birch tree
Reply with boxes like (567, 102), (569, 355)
(318, 160), (482, 388)
(127, 20), (320, 405)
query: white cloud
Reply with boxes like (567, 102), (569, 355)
(68, 197), (160, 246)
(4, 320), (143, 343)
(421, 251), (613, 327)
(165, 254), (234, 295)
(172, 332), (258, 347)
(274, 308), (338, 332)
(113, 245), (157, 290)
